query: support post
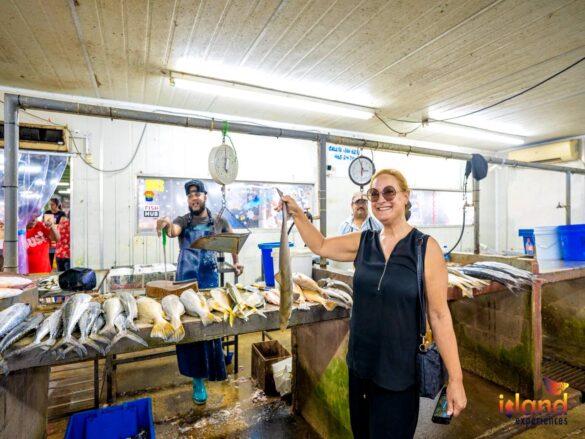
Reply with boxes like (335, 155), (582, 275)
(565, 171), (571, 225)
(3, 95), (19, 272)
(318, 136), (327, 268)
(473, 178), (480, 254)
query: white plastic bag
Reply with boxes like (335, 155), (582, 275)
(271, 357), (293, 396)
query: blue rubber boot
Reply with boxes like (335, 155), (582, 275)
(192, 378), (207, 404)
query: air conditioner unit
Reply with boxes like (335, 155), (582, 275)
(0, 122), (69, 152)
(507, 140), (580, 164)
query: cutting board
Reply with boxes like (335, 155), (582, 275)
(145, 280), (198, 299)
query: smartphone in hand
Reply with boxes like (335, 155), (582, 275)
(432, 386), (452, 425)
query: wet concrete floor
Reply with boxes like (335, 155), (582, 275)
(48, 329), (584, 438)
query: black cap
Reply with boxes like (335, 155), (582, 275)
(184, 179), (207, 195)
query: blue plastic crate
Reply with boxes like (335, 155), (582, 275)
(65, 397), (155, 439)
(258, 242), (293, 286)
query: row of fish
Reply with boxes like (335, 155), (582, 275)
(448, 261), (535, 297)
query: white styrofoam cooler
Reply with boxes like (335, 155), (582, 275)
(272, 247), (314, 277)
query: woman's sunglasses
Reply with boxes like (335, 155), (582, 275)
(366, 186), (402, 202)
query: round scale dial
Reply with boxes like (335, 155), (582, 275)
(348, 155), (375, 186)
(209, 143), (239, 185)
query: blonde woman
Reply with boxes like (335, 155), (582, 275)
(278, 169), (466, 438)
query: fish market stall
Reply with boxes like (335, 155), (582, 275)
(0, 281), (351, 438)
(294, 259), (546, 438)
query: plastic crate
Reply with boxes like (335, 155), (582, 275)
(558, 224), (585, 261)
(258, 242), (293, 287)
(64, 397), (155, 439)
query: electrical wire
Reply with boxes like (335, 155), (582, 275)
(14, 106), (147, 173)
(375, 113), (422, 136)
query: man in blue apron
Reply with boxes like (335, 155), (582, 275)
(156, 179), (243, 404)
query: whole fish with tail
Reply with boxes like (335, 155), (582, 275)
(51, 293), (91, 357)
(276, 188), (293, 330)
(0, 303), (32, 339)
(108, 313), (148, 351)
(0, 313), (44, 373)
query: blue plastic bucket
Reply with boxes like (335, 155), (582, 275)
(65, 397), (155, 439)
(533, 226), (561, 261)
(558, 224), (585, 261)
(518, 229), (535, 256)
(258, 242), (293, 286)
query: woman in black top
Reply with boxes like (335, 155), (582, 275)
(279, 168), (466, 438)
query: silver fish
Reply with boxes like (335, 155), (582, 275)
(52, 293), (91, 355)
(108, 313), (148, 351)
(470, 262), (534, 285)
(38, 308), (63, 351)
(317, 278), (353, 295)
(0, 303), (32, 339)
(117, 292), (138, 331)
(321, 288), (353, 306)
(6, 313), (52, 357)
(161, 295), (186, 343)
(276, 188), (293, 330)
(91, 315), (105, 336)
(100, 297), (124, 336)
(459, 266), (523, 294)
(0, 313), (44, 373)
(77, 302), (106, 355)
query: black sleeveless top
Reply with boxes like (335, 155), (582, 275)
(347, 228), (428, 391)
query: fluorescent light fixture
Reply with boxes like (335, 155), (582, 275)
(426, 121), (525, 145)
(169, 73), (375, 120)
(57, 182), (69, 187)
(19, 164), (43, 174)
(58, 188), (71, 195)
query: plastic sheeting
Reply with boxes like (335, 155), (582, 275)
(0, 152), (67, 273)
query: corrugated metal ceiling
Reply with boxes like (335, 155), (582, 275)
(0, 0), (584, 150)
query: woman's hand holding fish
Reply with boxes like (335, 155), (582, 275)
(275, 195), (304, 219)
(446, 378), (467, 417)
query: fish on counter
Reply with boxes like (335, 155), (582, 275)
(117, 291), (139, 331)
(6, 312), (53, 358)
(181, 289), (221, 326)
(227, 283), (266, 319)
(0, 277), (33, 289)
(100, 297), (125, 336)
(457, 266), (523, 294)
(0, 289), (24, 300)
(136, 296), (174, 341)
(52, 293), (91, 356)
(0, 313), (44, 372)
(161, 294), (186, 343)
(292, 273), (321, 293)
(0, 303), (32, 339)
(39, 308), (63, 350)
(320, 287), (352, 309)
(261, 289), (281, 306)
(209, 288), (236, 326)
(75, 302), (107, 355)
(276, 188), (294, 330)
(109, 313), (148, 350)
(317, 278), (353, 295)
(468, 261), (534, 286)
(302, 289), (337, 311)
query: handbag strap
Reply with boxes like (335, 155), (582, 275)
(415, 230), (429, 347)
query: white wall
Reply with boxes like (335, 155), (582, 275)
(2, 90), (584, 280)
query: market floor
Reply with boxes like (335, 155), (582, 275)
(47, 331), (584, 439)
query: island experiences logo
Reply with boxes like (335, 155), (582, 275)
(499, 377), (570, 426)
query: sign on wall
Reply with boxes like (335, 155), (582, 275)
(137, 176), (315, 235)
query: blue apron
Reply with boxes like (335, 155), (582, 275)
(175, 211), (227, 381)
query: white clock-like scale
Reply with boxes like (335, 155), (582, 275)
(208, 142), (239, 185)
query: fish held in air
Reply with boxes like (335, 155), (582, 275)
(161, 294), (186, 343)
(276, 188), (293, 330)
(0, 303), (32, 339)
(136, 296), (174, 341)
(117, 291), (139, 331)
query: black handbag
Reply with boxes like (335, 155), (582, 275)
(415, 231), (445, 399)
(58, 267), (97, 291)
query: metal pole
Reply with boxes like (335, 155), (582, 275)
(318, 136), (327, 268)
(3, 95), (19, 272)
(10, 94), (585, 176)
(565, 171), (571, 225)
(473, 178), (480, 254)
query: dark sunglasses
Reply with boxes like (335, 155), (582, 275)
(366, 186), (402, 202)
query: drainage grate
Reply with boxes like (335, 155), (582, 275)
(543, 356), (585, 395)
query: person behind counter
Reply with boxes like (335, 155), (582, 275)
(55, 212), (71, 271)
(338, 191), (381, 234)
(44, 196), (66, 269)
(277, 169), (466, 439)
(156, 179), (243, 405)
(26, 211), (60, 274)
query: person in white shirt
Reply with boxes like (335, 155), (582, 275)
(338, 192), (382, 235)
